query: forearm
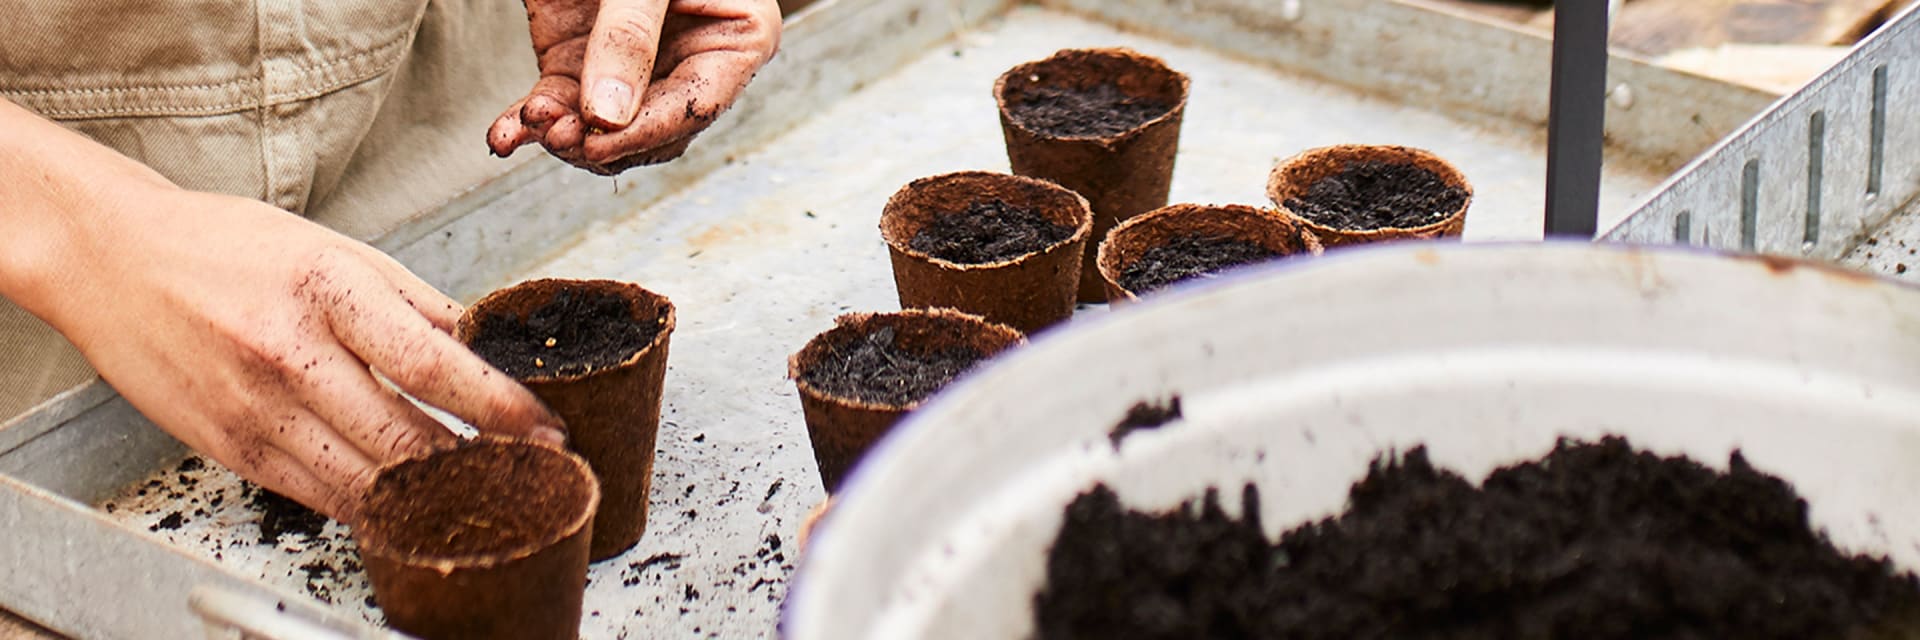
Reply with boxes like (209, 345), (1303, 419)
(0, 98), (181, 325)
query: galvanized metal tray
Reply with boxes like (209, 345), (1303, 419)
(0, 0), (1773, 637)
(1603, 1), (1920, 265)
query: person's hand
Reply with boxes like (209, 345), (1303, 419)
(0, 99), (563, 524)
(487, 0), (782, 175)
(39, 189), (567, 523)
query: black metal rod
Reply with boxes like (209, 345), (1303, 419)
(1544, 1), (1610, 238)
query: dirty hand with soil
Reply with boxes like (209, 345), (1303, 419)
(488, 0), (783, 174)
(0, 99), (565, 524)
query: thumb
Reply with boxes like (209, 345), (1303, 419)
(582, 0), (671, 129)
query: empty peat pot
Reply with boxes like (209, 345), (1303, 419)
(788, 309), (1024, 492)
(457, 278), (675, 561)
(880, 171), (1093, 333)
(355, 436), (598, 640)
(1267, 144), (1473, 248)
(995, 47), (1190, 303)
(1097, 204), (1323, 302)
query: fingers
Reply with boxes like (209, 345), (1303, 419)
(306, 257), (565, 444)
(253, 421), (370, 523)
(582, 0), (672, 129)
(488, 98), (538, 157)
(581, 51), (755, 165)
(354, 248), (462, 333)
(522, 74), (584, 130)
(294, 340), (458, 464)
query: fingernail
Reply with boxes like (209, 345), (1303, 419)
(588, 79), (637, 128)
(532, 426), (567, 446)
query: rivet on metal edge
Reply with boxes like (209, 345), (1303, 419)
(1608, 84), (1634, 110)
(1280, 0), (1303, 22)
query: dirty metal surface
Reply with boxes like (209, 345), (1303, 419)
(3, 0), (1768, 638)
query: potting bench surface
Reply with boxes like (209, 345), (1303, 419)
(6, 0), (1775, 638)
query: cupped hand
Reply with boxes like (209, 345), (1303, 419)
(487, 0), (782, 174)
(47, 190), (565, 523)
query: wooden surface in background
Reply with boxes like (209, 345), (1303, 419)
(1422, 0), (1902, 55)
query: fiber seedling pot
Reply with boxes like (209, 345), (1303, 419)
(457, 279), (675, 561)
(1096, 204), (1323, 303)
(880, 171), (1093, 333)
(356, 436), (598, 640)
(1267, 144), (1473, 248)
(995, 47), (1190, 303)
(788, 309), (1024, 492)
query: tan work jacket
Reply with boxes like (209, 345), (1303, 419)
(0, 0), (538, 420)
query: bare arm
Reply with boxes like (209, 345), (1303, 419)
(0, 98), (563, 522)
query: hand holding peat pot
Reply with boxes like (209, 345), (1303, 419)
(789, 310), (1024, 492)
(880, 172), (1093, 333)
(1267, 144), (1473, 248)
(355, 436), (597, 640)
(457, 279), (675, 561)
(995, 48), (1190, 303)
(1096, 204), (1323, 303)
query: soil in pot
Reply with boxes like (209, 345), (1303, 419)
(357, 437), (597, 640)
(466, 289), (663, 378)
(363, 444), (590, 557)
(1116, 234), (1284, 294)
(1036, 436), (1920, 639)
(1004, 83), (1177, 139)
(797, 326), (987, 407)
(908, 199), (1077, 265)
(1284, 160), (1470, 231)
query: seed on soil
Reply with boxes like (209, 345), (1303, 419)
(468, 289), (662, 378)
(908, 199), (1075, 265)
(1006, 83), (1175, 139)
(1037, 436), (1920, 639)
(1117, 234), (1283, 294)
(1284, 160), (1469, 231)
(798, 326), (987, 407)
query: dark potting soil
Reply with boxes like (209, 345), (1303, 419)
(249, 486), (328, 544)
(908, 199), (1074, 265)
(798, 326), (987, 407)
(1109, 397), (1183, 448)
(362, 441), (591, 557)
(1036, 437), (1920, 640)
(1118, 234), (1282, 294)
(468, 288), (663, 379)
(1008, 83), (1175, 139)
(1285, 160), (1469, 231)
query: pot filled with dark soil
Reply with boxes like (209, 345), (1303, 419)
(1095, 204), (1322, 302)
(355, 435), (599, 640)
(1267, 144), (1473, 247)
(788, 309), (1023, 492)
(1038, 437), (1920, 639)
(457, 278), (675, 561)
(995, 47), (1190, 303)
(881, 171), (1093, 333)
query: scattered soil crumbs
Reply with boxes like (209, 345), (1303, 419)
(360, 441), (590, 557)
(250, 486), (328, 545)
(1109, 397), (1183, 448)
(908, 199), (1074, 264)
(1008, 84), (1174, 138)
(799, 326), (987, 407)
(468, 288), (663, 378)
(1037, 437), (1920, 639)
(150, 511), (186, 532)
(1119, 235), (1282, 294)
(1285, 160), (1469, 231)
